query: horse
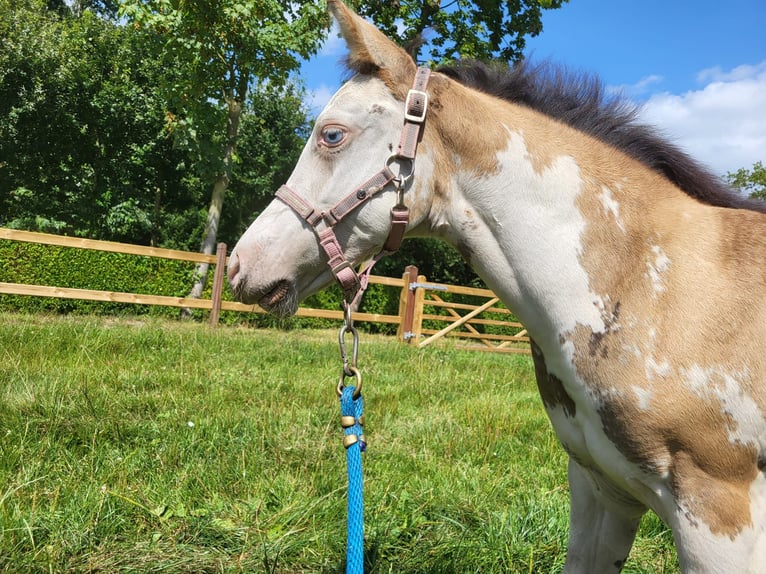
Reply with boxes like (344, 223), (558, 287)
(227, 1), (766, 571)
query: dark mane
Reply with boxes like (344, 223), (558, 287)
(436, 60), (766, 214)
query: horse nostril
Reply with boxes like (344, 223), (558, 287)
(227, 252), (241, 286)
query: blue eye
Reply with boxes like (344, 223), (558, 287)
(320, 125), (347, 147)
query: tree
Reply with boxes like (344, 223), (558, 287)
(118, 0), (328, 307)
(0, 0), (201, 244)
(220, 85), (312, 247)
(68, 0), (120, 19)
(1, 0), (313, 252)
(353, 0), (569, 62)
(726, 161), (766, 201)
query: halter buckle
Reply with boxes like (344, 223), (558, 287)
(331, 259), (354, 277)
(404, 89), (429, 123)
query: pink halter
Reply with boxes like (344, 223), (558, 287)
(275, 67), (432, 307)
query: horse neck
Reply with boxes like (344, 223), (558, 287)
(422, 86), (698, 346)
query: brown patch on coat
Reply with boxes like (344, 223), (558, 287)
(369, 104), (386, 115)
(671, 450), (758, 537)
(588, 301), (621, 360)
(424, 74), (508, 177)
(423, 73), (572, 181)
(565, 296), (764, 536)
(569, 320), (763, 538)
(530, 340), (576, 417)
(540, 120), (766, 538)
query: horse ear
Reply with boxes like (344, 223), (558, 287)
(327, 0), (417, 97)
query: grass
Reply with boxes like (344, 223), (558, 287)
(0, 313), (679, 573)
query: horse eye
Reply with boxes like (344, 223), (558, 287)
(320, 126), (348, 147)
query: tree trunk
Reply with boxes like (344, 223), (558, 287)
(185, 173), (227, 296)
(181, 98), (242, 317)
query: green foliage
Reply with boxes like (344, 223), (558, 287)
(0, 0), (202, 244)
(353, 0), (569, 63)
(726, 161), (766, 200)
(69, 0), (119, 19)
(0, 315), (680, 572)
(220, 85), (313, 245)
(118, 0), (327, 95)
(378, 238), (484, 289)
(117, 0), (328, 285)
(0, 0), (312, 252)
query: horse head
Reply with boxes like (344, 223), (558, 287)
(228, 0), (434, 316)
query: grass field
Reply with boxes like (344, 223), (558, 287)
(0, 313), (679, 573)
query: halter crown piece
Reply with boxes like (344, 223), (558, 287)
(276, 67), (432, 308)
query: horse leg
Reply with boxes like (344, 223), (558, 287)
(665, 476), (766, 574)
(563, 458), (646, 574)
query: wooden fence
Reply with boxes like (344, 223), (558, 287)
(0, 228), (529, 354)
(398, 265), (529, 354)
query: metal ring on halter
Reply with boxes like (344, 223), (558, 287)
(343, 300), (354, 325)
(385, 155), (415, 188)
(337, 365), (363, 399)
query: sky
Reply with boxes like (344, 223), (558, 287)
(299, 0), (766, 177)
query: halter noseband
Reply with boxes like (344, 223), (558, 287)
(275, 67), (432, 306)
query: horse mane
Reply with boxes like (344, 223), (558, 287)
(436, 60), (766, 214)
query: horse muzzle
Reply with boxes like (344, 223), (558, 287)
(227, 250), (297, 317)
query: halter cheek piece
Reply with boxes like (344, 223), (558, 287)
(275, 67), (432, 307)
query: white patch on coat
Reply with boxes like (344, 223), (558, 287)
(597, 185), (626, 232)
(682, 365), (766, 448)
(645, 244), (671, 294)
(633, 386), (654, 410)
(645, 356), (671, 382)
(455, 128), (608, 353)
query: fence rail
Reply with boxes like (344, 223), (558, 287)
(0, 228), (529, 354)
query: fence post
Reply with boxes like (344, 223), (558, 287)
(398, 265), (418, 342)
(410, 274), (426, 344)
(397, 265), (426, 344)
(209, 242), (227, 326)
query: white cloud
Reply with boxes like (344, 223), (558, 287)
(609, 74), (664, 98)
(320, 22), (345, 57)
(638, 61), (766, 175)
(696, 62), (766, 84)
(306, 84), (335, 114)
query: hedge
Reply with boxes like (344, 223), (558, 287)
(0, 239), (520, 339)
(0, 240), (402, 333)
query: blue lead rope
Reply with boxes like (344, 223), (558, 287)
(340, 385), (365, 574)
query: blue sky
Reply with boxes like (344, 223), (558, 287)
(299, 0), (766, 176)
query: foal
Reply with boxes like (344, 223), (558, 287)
(228, 2), (766, 571)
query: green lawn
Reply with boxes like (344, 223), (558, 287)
(0, 314), (678, 573)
